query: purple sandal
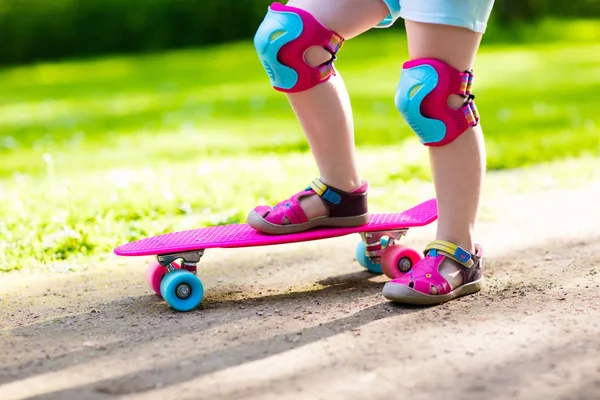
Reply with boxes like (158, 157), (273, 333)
(247, 178), (369, 235)
(382, 240), (484, 305)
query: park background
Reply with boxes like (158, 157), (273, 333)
(1, 0), (599, 272)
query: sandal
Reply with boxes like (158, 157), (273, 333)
(247, 178), (369, 234)
(382, 240), (484, 305)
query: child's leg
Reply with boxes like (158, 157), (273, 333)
(286, 0), (390, 193)
(280, 0), (390, 221)
(247, 0), (390, 234)
(383, 0), (494, 304)
(408, 22), (486, 286)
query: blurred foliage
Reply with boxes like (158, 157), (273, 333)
(495, 0), (600, 24)
(0, 0), (272, 66)
(0, 0), (599, 66)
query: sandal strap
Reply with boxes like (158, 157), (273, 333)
(424, 240), (474, 268)
(308, 178), (369, 218)
(309, 178), (342, 204)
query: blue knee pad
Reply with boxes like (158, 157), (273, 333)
(394, 58), (480, 146)
(253, 2), (344, 93)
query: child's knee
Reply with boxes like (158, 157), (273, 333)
(253, 2), (345, 93)
(394, 58), (480, 146)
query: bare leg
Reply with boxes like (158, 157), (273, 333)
(264, 0), (390, 221)
(405, 21), (487, 291)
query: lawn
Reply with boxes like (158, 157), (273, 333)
(1, 23), (599, 272)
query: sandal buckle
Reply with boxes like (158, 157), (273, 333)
(454, 247), (471, 264)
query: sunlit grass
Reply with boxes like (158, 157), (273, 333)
(0, 143), (429, 272)
(1, 31), (599, 175)
(1, 24), (599, 271)
(1, 145), (598, 273)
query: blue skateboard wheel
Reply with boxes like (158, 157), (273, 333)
(160, 269), (204, 312)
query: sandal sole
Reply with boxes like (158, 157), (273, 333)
(381, 278), (484, 305)
(246, 211), (370, 235)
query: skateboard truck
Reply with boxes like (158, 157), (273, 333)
(360, 229), (408, 263)
(157, 250), (204, 275)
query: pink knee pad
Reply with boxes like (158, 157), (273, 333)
(395, 58), (480, 146)
(254, 2), (345, 93)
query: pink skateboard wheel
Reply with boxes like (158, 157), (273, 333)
(381, 245), (422, 279)
(146, 259), (180, 297)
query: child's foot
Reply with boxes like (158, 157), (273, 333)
(382, 240), (484, 305)
(247, 178), (369, 234)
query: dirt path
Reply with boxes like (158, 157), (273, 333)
(1, 174), (599, 400)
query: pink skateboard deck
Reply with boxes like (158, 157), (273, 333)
(114, 198), (438, 256)
(113, 199), (437, 312)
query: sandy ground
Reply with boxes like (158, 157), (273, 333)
(1, 171), (599, 400)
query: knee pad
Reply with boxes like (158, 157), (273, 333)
(394, 58), (480, 146)
(253, 2), (345, 93)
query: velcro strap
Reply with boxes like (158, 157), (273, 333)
(325, 33), (344, 54)
(463, 100), (480, 127)
(459, 70), (474, 96)
(424, 240), (474, 268)
(458, 70), (479, 127)
(317, 33), (344, 81)
(310, 178), (341, 204)
(310, 178), (327, 195)
(317, 64), (336, 80)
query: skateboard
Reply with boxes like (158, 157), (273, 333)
(113, 198), (438, 312)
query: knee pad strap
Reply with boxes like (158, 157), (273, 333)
(254, 2), (344, 93)
(395, 58), (480, 146)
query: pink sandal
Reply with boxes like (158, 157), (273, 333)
(247, 178), (369, 235)
(382, 240), (484, 305)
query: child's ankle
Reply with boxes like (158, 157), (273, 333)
(436, 235), (475, 254)
(320, 177), (364, 193)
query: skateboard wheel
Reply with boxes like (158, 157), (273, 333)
(146, 260), (180, 297)
(381, 245), (422, 279)
(160, 270), (204, 312)
(355, 237), (390, 274)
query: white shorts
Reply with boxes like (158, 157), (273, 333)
(379, 0), (495, 33)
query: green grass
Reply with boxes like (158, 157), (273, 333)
(2, 22), (600, 175)
(1, 22), (600, 272)
(1, 148), (598, 273)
